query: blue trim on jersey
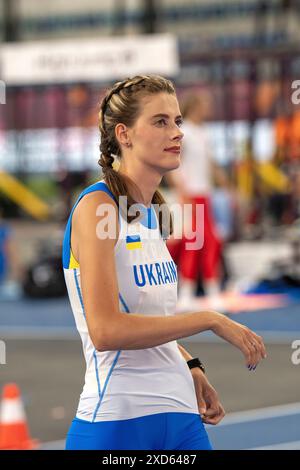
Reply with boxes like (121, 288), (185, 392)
(119, 293), (130, 313)
(92, 350), (122, 423)
(74, 266), (103, 420)
(73, 269), (85, 318)
(62, 181), (117, 269)
(92, 292), (129, 420)
(93, 350), (102, 396)
(62, 215), (73, 270)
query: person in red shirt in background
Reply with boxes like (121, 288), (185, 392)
(166, 92), (223, 310)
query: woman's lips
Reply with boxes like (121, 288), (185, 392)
(164, 147), (181, 154)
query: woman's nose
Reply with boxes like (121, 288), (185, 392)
(173, 130), (184, 141)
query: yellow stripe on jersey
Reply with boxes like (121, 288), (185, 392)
(126, 241), (142, 250)
(69, 250), (80, 269)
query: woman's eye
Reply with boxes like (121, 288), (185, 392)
(156, 119), (183, 127)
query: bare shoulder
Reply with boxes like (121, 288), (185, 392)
(73, 190), (118, 223)
(71, 190), (119, 259)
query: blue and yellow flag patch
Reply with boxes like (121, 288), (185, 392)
(126, 235), (142, 250)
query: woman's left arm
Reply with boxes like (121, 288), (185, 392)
(178, 343), (225, 425)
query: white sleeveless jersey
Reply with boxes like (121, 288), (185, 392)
(62, 180), (198, 422)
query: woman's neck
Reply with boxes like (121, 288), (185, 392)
(118, 162), (162, 208)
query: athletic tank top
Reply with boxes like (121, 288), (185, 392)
(62, 180), (198, 422)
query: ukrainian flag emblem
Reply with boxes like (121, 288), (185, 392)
(126, 235), (142, 250)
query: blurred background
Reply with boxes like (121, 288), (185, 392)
(0, 0), (300, 450)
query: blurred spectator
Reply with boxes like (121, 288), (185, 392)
(211, 168), (236, 290)
(166, 91), (223, 308)
(0, 210), (11, 285)
(0, 210), (22, 299)
(212, 167), (235, 242)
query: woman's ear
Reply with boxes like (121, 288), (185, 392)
(115, 123), (132, 148)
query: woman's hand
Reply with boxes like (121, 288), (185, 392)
(191, 369), (225, 425)
(211, 313), (267, 370)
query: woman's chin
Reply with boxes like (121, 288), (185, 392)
(153, 156), (180, 174)
(166, 157), (181, 171)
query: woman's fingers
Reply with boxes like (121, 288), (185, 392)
(242, 332), (267, 369)
(202, 404), (225, 425)
(254, 334), (267, 359)
(239, 340), (254, 367)
(246, 332), (267, 360)
(213, 316), (267, 369)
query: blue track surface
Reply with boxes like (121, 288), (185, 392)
(207, 403), (300, 450)
(0, 297), (300, 330)
(228, 303), (300, 332)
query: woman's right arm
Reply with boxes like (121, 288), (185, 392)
(72, 192), (266, 369)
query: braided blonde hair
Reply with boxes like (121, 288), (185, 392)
(98, 74), (175, 236)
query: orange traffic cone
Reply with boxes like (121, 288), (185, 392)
(0, 383), (39, 450)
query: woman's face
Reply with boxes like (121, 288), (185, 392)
(127, 92), (184, 173)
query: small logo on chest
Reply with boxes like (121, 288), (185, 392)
(126, 235), (142, 250)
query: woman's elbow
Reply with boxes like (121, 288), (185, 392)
(90, 326), (121, 352)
